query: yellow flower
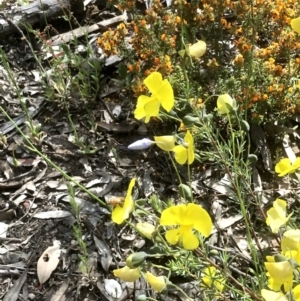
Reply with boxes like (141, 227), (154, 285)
(202, 266), (225, 292)
(281, 229), (300, 253)
(188, 41), (207, 58)
(112, 178), (135, 224)
(217, 94), (236, 114)
(145, 272), (166, 292)
(136, 222), (155, 239)
(160, 203), (212, 250)
(266, 199), (290, 233)
(154, 135), (176, 151)
(173, 130), (194, 165)
(293, 284), (300, 301)
(261, 289), (287, 301)
(265, 258), (294, 291)
(291, 17), (300, 34)
(275, 157), (300, 177)
(113, 266), (141, 282)
(134, 72), (174, 123)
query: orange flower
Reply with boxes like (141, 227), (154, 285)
(154, 57), (161, 65)
(233, 54), (244, 65)
(207, 58), (219, 68)
(175, 16), (181, 23)
(252, 94), (259, 102)
(144, 70), (151, 76)
(269, 57), (275, 64)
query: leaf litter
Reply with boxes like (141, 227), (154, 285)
(0, 1), (299, 301)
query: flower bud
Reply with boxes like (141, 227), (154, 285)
(274, 254), (287, 262)
(128, 138), (154, 150)
(208, 249), (219, 257)
(240, 120), (250, 132)
(182, 115), (199, 127)
(189, 41), (206, 58)
(136, 222), (155, 239)
(248, 154), (258, 164)
(217, 94), (236, 114)
(126, 252), (148, 269)
(178, 184), (193, 201)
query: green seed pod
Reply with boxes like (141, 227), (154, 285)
(241, 120), (250, 132)
(137, 295), (147, 301)
(274, 254), (287, 262)
(126, 252), (148, 269)
(208, 249), (219, 257)
(178, 184), (193, 201)
(248, 154), (258, 164)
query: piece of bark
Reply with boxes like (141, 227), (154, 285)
(48, 15), (126, 46)
(0, 0), (84, 37)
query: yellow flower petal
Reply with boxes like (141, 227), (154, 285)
(265, 261), (294, 287)
(134, 95), (152, 120)
(165, 226), (199, 250)
(185, 131), (195, 164)
(202, 267), (216, 287)
(145, 272), (166, 292)
(281, 229), (300, 253)
(293, 284), (300, 300)
(134, 96), (161, 123)
(181, 228), (199, 250)
(160, 204), (187, 226)
(189, 40), (207, 58)
(261, 289), (287, 301)
(185, 204), (213, 237)
(156, 80), (174, 112)
(113, 266), (141, 282)
(291, 17), (300, 34)
(202, 267), (225, 292)
(165, 228), (182, 245)
(154, 136), (176, 151)
(143, 72), (163, 95)
(173, 145), (188, 164)
(173, 130), (195, 165)
(143, 99), (161, 122)
(134, 72), (174, 123)
(217, 94), (235, 114)
(160, 204), (212, 250)
(112, 178), (135, 224)
(266, 199), (288, 233)
(275, 158), (293, 177)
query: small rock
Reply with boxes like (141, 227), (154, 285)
(28, 293), (35, 300)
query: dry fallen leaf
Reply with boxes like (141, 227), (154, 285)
(37, 240), (61, 284)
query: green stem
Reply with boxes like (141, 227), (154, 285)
(168, 152), (183, 186)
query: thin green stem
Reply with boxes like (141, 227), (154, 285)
(168, 152), (183, 186)
(167, 283), (194, 301)
(0, 106), (108, 209)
